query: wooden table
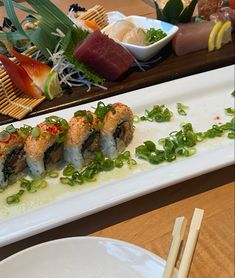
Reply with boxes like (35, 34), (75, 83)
(0, 1), (234, 277)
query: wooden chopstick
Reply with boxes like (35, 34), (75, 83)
(163, 216), (187, 278)
(177, 208), (204, 278)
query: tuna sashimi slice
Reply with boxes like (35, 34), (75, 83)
(172, 21), (215, 56)
(74, 30), (134, 81)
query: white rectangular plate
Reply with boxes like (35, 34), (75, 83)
(0, 65), (234, 247)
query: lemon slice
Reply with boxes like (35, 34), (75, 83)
(215, 21), (232, 50)
(208, 21), (222, 52)
(44, 71), (62, 100)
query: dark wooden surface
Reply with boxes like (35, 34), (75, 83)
(0, 35), (234, 125)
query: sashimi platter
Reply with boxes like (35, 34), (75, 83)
(0, 0), (234, 245)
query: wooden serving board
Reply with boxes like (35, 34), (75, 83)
(0, 35), (234, 125)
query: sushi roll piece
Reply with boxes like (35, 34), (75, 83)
(0, 125), (27, 188)
(99, 102), (134, 159)
(24, 116), (68, 177)
(64, 110), (101, 170)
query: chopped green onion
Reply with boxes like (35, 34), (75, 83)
(177, 103), (188, 116)
(60, 177), (74, 186)
(31, 178), (43, 189)
(47, 170), (59, 178)
(94, 101), (115, 121)
(63, 164), (76, 176)
(72, 172), (84, 184)
(32, 126), (40, 138)
(40, 180), (48, 188)
(20, 178), (31, 191)
(102, 159), (114, 171)
(133, 115), (140, 123)
(0, 130), (10, 142)
(140, 105), (173, 122)
(74, 110), (93, 122)
(228, 132), (235, 139)
(5, 124), (16, 134)
(225, 107), (235, 116)
(6, 189), (25, 204)
(74, 110), (86, 117)
(18, 125), (32, 139)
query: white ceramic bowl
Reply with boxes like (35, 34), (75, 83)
(0, 236), (177, 278)
(102, 15), (178, 61)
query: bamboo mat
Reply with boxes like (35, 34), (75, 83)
(0, 5), (108, 121)
(0, 47), (45, 121)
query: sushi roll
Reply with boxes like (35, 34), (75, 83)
(0, 125), (27, 188)
(24, 116), (68, 177)
(99, 102), (134, 159)
(64, 110), (101, 170)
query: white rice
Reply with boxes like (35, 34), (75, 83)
(64, 145), (84, 171)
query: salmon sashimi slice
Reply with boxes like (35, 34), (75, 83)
(0, 53), (43, 99)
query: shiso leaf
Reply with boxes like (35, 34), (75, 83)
(61, 29), (104, 84)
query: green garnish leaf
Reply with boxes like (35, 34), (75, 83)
(155, 0), (198, 23)
(178, 0), (198, 22)
(162, 0), (184, 23)
(61, 28), (104, 84)
(231, 90), (235, 97)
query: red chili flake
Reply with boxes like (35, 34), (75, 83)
(46, 125), (61, 135)
(214, 116), (221, 121)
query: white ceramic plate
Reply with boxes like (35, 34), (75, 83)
(0, 65), (234, 247)
(0, 236), (177, 277)
(103, 13), (178, 61)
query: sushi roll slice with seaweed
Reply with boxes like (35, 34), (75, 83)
(97, 102), (134, 159)
(24, 116), (68, 177)
(64, 110), (101, 170)
(0, 125), (28, 188)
